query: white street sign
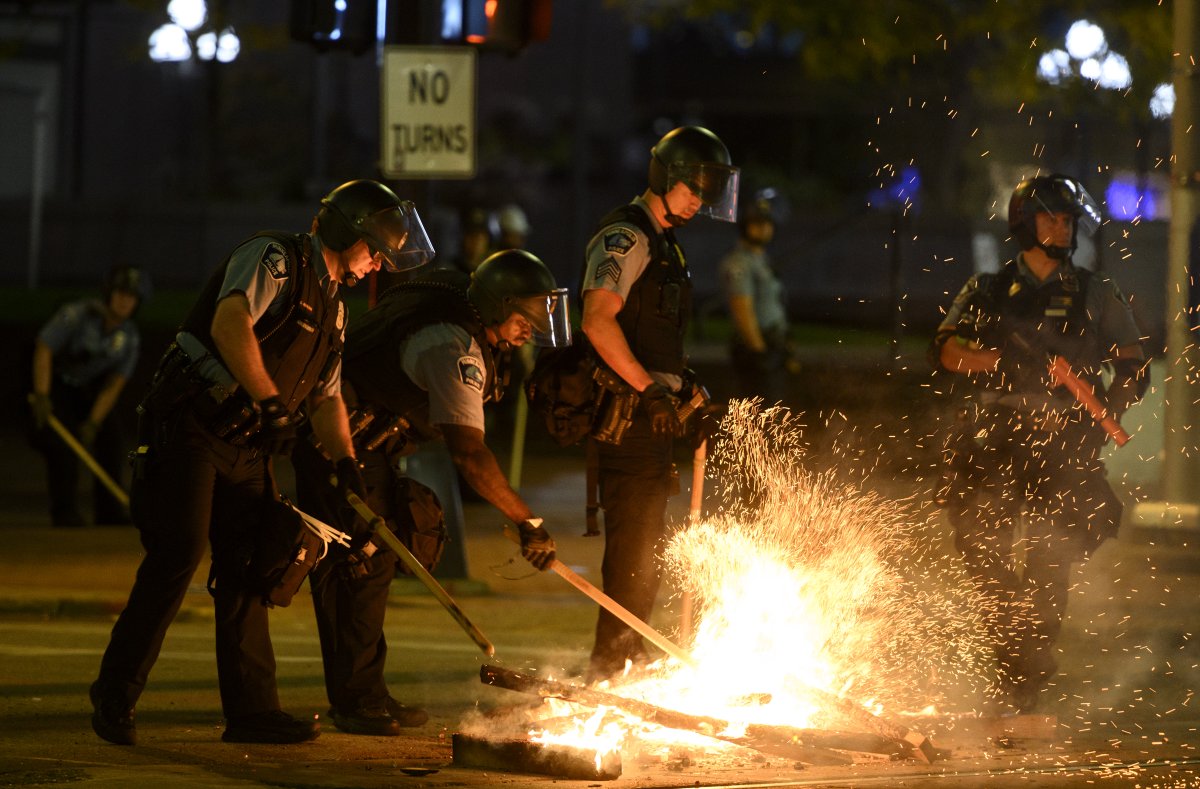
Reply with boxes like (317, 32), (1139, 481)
(381, 46), (476, 179)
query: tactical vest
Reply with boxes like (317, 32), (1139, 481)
(342, 272), (503, 432)
(972, 258), (1106, 393)
(584, 203), (691, 376)
(180, 232), (344, 414)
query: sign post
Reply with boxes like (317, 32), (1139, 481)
(381, 46), (476, 179)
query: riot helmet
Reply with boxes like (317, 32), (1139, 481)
(496, 203), (530, 249)
(103, 264), (149, 301)
(648, 126), (740, 226)
(1008, 174), (1101, 260)
(468, 249), (571, 348)
(317, 180), (435, 271)
(738, 191), (777, 244)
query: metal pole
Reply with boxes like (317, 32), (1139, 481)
(28, 86), (49, 289)
(1132, 0), (1200, 536)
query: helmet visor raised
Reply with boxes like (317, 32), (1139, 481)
(509, 288), (572, 348)
(357, 201), (436, 272)
(668, 162), (741, 223)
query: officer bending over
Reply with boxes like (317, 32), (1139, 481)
(291, 249), (566, 736)
(90, 180), (434, 746)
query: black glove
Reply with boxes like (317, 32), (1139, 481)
(258, 396), (297, 455)
(77, 419), (99, 448)
(28, 393), (52, 430)
(334, 456), (371, 546)
(640, 383), (681, 438)
(518, 518), (556, 571)
(339, 544), (375, 581)
(335, 456), (367, 502)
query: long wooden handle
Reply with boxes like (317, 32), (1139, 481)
(34, 399), (130, 508)
(680, 437), (707, 642)
(339, 482), (494, 656)
(502, 526), (696, 667)
(1048, 356), (1131, 446)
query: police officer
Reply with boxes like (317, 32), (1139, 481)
(719, 191), (791, 405)
(580, 126), (739, 683)
(930, 174), (1147, 712)
(290, 249), (566, 735)
(30, 265), (145, 527)
(446, 206), (498, 274)
(90, 180), (435, 746)
(496, 203), (531, 250)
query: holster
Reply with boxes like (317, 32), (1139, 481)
(590, 366), (638, 445)
(145, 344), (260, 447)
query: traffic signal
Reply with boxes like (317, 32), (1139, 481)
(290, 0), (377, 55)
(449, 0), (552, 53)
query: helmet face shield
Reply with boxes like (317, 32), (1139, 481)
(669, 162), (740, 222)
(510, 288), (572, 348)
(1031, 177), (1101, 239)
(357, 201), (436, 272)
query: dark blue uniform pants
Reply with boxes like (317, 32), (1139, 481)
(946, 408), (1120, 692)
(96, 407), (281, 720)
(293, 441), (397, 714)
(589, 413), (675, 681)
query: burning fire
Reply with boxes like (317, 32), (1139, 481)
(479, 400), (993, 764)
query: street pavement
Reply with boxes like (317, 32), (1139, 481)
(2, 364), (1199, 787)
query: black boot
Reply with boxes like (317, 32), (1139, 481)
(222, 710), (319, 744)
(90, 681), (136, 746)
(330, 706), (402, 737)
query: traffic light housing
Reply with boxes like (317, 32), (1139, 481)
(290, 0), (377, 55)
(458, 0), (552, 53)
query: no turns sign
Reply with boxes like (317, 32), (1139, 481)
(381, 46), (476, 179)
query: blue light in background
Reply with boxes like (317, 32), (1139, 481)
(1106, 177), (1159, 221)
(868, 165), (922, 212)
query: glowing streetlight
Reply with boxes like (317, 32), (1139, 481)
(1065, 19), (1106, 60)
(148, 23), (191, 62)
(167, 0), (207, 33)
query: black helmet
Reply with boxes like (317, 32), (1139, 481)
(103, 265), (149, 301)
(468, 249), (572, 348)
(1008, 174), (1101, 259)
(462, 206), (499, 242)
(738, 192), (776, 239)
(648, 126), (740, 225)
(317, 180), (435, 271)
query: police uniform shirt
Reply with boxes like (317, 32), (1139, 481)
(719, 244), (788, 337)
(177, 235), (343, 398)
(38, 299), (140, 388)
(939, 255), (1141, 350)
(581, 195), (683, 391)
(400, 323), (488, 433)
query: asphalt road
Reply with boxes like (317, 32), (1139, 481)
(1, 353), (1198, 787)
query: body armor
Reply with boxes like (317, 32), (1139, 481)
(180, 232), (345, 416)
(964, 259), (1106, 401)
(590, 204), (691, 376)
(341, 272), (503, 453)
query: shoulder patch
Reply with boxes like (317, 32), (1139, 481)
(603, 227), (638, 255)
(457, 355), (485, 393)
(260, 242), (289, 280)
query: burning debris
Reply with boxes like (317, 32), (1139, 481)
(464, 400), (998, 777)
(452, 732), (622, 781)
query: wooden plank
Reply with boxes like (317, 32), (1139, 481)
(480, 665), (912, 766)
(452, 733), (622, 780)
